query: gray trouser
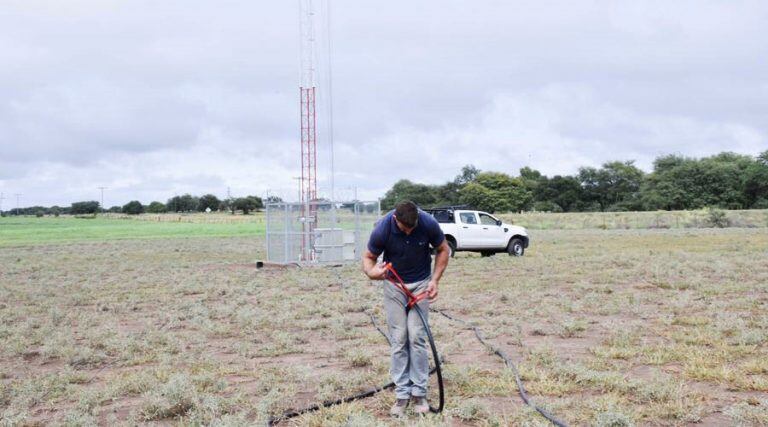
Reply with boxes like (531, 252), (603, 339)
(383, 276), (430, 399)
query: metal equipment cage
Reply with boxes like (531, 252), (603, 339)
(266, 201), (381, 265)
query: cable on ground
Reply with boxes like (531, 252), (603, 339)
(432, 308), (568, 427)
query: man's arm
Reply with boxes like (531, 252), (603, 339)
(362, 249), (387, 280)
(426, 240), (450, 302)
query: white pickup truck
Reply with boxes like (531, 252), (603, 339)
(425, 207), (529, 257)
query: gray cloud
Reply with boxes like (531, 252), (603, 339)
(1, 0), (766, 206)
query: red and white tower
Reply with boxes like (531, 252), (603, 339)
(299, 0), (321, 261)
(299, 0), (318, 205)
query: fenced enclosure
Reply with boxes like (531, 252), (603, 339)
(266, 201), (381, 264)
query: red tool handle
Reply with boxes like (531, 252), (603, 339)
(383, 263), (428, 308)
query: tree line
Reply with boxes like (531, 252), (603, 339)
(1, 194), (285, 217)
(4, 151), (766, 217)
(380, 151), (768, 213)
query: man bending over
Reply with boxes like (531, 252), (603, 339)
(362, 200), (450, 417)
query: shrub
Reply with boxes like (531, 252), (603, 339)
(146, 201), (167, 213)
(141, 374), (196, 420)
(706, 207), (729, 228)
(71, 201), (100, 215)
(122, 201), (145, 215)
(596, 410), (634, 427)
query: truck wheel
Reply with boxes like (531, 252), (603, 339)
(447, 240), (456, 258)
(507, 238), (524, 256)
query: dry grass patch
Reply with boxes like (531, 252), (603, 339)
(1, 228), (766, 425)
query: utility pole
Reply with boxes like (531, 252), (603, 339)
(14, 193), (22, 214)
(97, 187), (107, 213)
(226, 187), (233, 214)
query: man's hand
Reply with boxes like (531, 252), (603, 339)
(426, 278), (439, 303)
(365, 261), (388, 281)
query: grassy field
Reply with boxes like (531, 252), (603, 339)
(1, 218), (767, 425)
(500, 209), (768, 230)
(0, 216), (265, 247)
(3, 208), (766, 248)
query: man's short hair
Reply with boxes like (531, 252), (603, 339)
(394, 200), (418, 228)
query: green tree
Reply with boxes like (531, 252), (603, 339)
(519, 167), (547, 201)
(454, 164), (480, 185)
(474, 172), (533, 212)
(197, 194), (221, 212)
(71, 201), (100, 215)
(455, 172), (532, 213)
(146, 201), (167, 213)
(233, 197), (261, 214)
(579, 161), (644, 211)
(744, 150), (768, 208)
(246, 195), (264, 211)
(380, 179), (439, 210)
(458, 182), (497, 212)
(540, 175), (583, 212)
(122, 201), (145, 215)
(641, 153), (753, 210)
(433, 181), (462, 207)
(166, 194), (198, 212)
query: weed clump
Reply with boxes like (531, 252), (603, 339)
(595, 407), (635, 427)
(62, 409), (99, 426)
(706, 207), (730, 228)
(454, 398), (491, 421)
(0, 408), (29, 426)
(558, 320), (588, 338)
(724, 399), (768, 425)
(141, 374), (196, 420)
(345, 349), (372, 368)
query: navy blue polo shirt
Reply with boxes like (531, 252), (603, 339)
(367, 209), (445, 283)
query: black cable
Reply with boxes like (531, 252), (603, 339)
(412, 303), (444, 413)
(267, 309), (442, 425)
(268, 264), (561, 425)
(267, 380), (396, 425)
(268, 273), (443, 425)
(432, 308), (568, 427)
(368, 311), (391, 345)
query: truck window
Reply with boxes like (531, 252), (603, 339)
(479, 213), (497, 225)
(432, 210), (454, 223)
(459, 212), (477, 224)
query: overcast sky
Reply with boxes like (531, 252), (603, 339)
(1, 0), (766, 208)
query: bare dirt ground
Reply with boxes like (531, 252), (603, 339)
(1, 228), (767, 426)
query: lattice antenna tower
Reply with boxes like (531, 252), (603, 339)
(299, 0), (319, 204)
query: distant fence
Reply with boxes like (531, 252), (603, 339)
(101, 212), (266, 224)
(266, 201), (380, 265)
